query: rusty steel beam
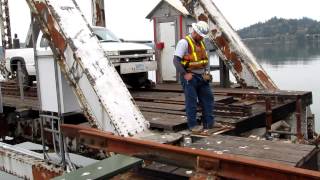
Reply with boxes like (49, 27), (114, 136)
(61, 124), (320, 180)
(32, 164), (63, 180)
(0, 0), (12, 49)
(181, 0), (278, 90)
(0, 142), (63, 179)
(25, 0), (149, 136)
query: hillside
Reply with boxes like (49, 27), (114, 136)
(237, 17), (320, 40)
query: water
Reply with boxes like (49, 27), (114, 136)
(245, 39), (320, 132)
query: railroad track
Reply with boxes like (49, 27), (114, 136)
(1, 81), (317, 179)
(1, 80), (38, 98)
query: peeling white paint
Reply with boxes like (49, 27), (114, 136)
(0, 142), (62, 180)
(30, 0), (149, 136)
(166, 0), (189, 15)
(189, 0), (277, 89)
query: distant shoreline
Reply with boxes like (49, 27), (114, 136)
(238, 17), (320, 41)
(242, 35), (320, 44)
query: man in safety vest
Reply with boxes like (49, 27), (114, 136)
(173, 21), (215, 132)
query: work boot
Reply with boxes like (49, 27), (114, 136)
(190, 125), (203, 133)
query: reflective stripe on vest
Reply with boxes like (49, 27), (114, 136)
(181, 35), (208, 70)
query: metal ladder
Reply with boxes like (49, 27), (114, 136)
(0, 0), (11, 79)
(25, 0), (149, 137)
(0, 0), (11, 49)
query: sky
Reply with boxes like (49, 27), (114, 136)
(6, 0), (320, 42)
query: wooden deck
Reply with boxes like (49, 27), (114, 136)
(1, 82), (313, 135)
(131, 87), (310, 135)
(2, 96), (39, 110)
(188, 135), (317, 167)
(1, 82), (318, 178)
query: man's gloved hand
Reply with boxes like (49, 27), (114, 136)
(184, 72), (193, 81)
(202, 72), (212, 82)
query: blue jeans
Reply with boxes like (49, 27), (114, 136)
(180, 74), (214, 129)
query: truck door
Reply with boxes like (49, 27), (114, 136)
(159, 21), (176, 81)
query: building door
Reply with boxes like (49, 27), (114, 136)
(159, 21), (176, 81)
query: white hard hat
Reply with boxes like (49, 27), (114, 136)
(192, 21), (210, 38)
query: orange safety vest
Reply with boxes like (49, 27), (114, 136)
(181, 35), (208, 70)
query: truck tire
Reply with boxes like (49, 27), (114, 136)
(122, 72), (148, 89)
(6, 112), (17, 137)
(144, 79), (155, 89)
(15, 63), (30, 90)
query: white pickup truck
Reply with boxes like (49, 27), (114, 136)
(5, 26), (156, 88)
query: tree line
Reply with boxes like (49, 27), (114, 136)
(237, 17), (320, 40)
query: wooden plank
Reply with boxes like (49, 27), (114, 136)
(214, 116), (240, 124)
(191, 126), (234, 136)
(151, 84), (312, 107)
(2, 96), (39, 109)
(215, 96), (235, 104)
(132, 91), (184, 102)
(199, 135), (313, 158)
(190, 142), (300, 165)
(132, 91), (234, 104)
(142, 111), (187, 131)
(214, 135), (314, 152)
(141, 162), (190, 179)
(140, 107), (186, 116)
(192, 138), (309, 161)
(137, 101), (185, 111)
(138, 101), (249, 117)
(189, 135), (315, 166)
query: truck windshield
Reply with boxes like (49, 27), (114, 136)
(93, 28), (120, 42)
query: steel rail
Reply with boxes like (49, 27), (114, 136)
(61, 124), (320, 180)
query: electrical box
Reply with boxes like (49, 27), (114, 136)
(36, 50), (81, 114)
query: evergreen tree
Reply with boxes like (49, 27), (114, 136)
(238, 17), (320, 39)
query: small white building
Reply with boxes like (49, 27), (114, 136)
(146, 0), (229, 86)
(146, 0), (196, 83)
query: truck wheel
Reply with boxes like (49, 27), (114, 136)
(122, 72), (148, 89)
(144, 79), (155, 89)
(16, 65), (30, 90)
(6, 112), (17, 137)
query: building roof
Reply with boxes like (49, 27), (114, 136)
(146, 0), (189, 19)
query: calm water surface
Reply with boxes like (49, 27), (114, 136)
(246, 40), (320, 132)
